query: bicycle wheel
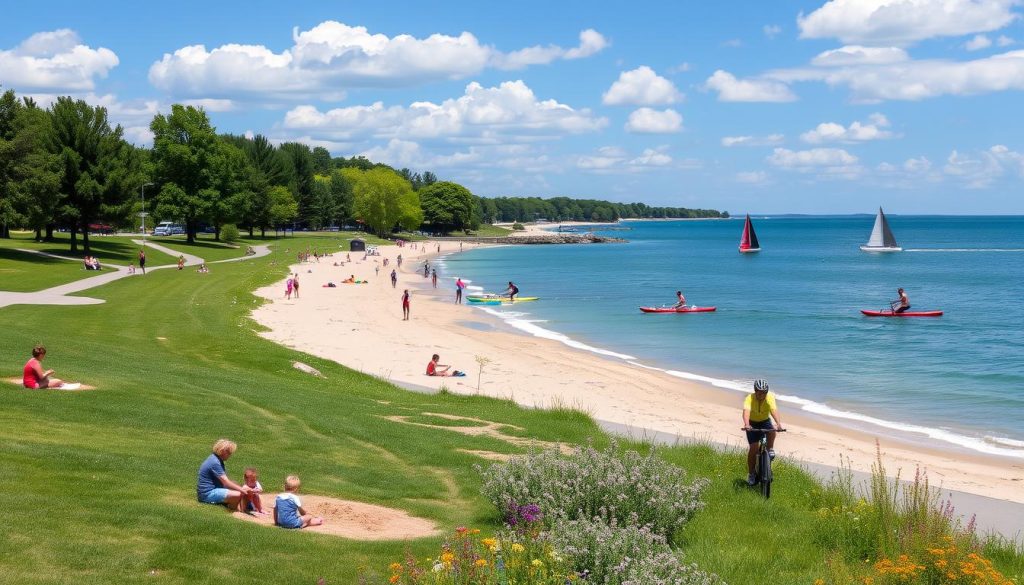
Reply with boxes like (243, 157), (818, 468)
(759, 449), (772, 498)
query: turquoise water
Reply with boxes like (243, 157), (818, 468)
(438, 217), (1024, 458)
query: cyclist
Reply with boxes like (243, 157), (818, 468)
(742, 379), (785, 486)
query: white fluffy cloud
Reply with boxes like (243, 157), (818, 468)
(944, 144), (1024, 187)
(0, 30), (118, 92)
(764, 25), (783, 39)
(281, 80), (606, 142)
(797, 0), (1019, 45)
(704, 70), (797, 102)
(493, 29), (608, 69)
(811, 45), (909, 66)
(721, 134), (785, 147)
(966, 34), (994, 50)
(577, 145), (677, 173)
(767, 147), (861, 177)
(768, 49), (1024, 102)
(625, 108), (682, 133)
(736, 171), (770, 184)
(603, 66), (683, 106)
(800, 113), (894, 143)
(149, 22), (606, 99)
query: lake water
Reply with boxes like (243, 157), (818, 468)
(438, 216), (1024, 459)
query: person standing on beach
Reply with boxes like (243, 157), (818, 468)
(391, 269), (398, 289)
(402, 289), (410, 320)
(742, 379), (785, 486)
(138, 249), (146, 274)
(292, 274), (300, 299)
(455, 278), (465, 304)
(431, 269), (438, 288)
(397, 254), (402, 268)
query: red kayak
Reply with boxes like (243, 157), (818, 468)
(640, 306), (717, 313)
(861, 310), (943, 317)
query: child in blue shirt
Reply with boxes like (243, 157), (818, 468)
(274, 475), (323, 529)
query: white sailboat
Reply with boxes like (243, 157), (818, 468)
(860, 207), (902, 253)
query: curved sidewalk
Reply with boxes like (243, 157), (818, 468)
(0, 243), (270, 309)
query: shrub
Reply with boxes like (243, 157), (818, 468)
(221, 223), (239, 243)
(512, 222), (525, 230)
(478, 441), (708, 543)
(371, 526), (575, 585)
(549, 518), (722, 585)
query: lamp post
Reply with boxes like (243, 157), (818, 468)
(140, 182), (154, 245)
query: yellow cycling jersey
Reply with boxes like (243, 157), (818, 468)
(743, 392), (777, 422)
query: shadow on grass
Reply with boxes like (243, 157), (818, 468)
(0, 247), (76, 266)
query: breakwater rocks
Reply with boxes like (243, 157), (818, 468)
(494, 234), (627, 244)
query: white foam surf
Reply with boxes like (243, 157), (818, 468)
(477, 307), (636, 360)
(653, 368), (1024, 459)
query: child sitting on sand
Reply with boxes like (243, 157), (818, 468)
(243, 467), (266, 515)
(274, 475), (323, 529)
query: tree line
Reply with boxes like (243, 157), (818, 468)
(0, 88), (725, 253)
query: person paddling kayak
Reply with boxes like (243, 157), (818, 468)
(891, 287), (910, 314)
(673, 290), (687, 309)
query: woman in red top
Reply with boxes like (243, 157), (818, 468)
(23, 345), (64, 389)
(402, 289), (410, 321)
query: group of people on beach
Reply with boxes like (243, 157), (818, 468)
(196, 439), (323, 529)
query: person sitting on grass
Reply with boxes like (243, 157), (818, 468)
(196, 263), (209, 273)
(196, 439), (252, 511)
(23, 345), (65, 389)
(243, 467), (266, 515)
(274, 475), (323, 529)
(177, 255), (185, 270)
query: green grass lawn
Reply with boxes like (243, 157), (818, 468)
(2, 231), (176, 266)
(0, 247), (117, 292)
(0, 236), (1019, 585)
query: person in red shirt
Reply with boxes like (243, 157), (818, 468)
(402, 289), (410, 320)
(426, 354), (451, 376)
(23, 345), (65, 389)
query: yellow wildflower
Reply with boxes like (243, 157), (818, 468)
(475, 559), (488, 568)
(511, 543), (525, 553)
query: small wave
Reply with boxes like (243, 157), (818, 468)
(986, 436), (1024, 449)
(653, 369), (1024, 459)
(466, 285), (484, 291)
(479, 307), (636, 360)
(905, 248), (1024, 253)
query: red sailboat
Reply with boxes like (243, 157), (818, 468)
(739, 214), (761, 253)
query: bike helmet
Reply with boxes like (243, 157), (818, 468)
(753, 379), (769, 392)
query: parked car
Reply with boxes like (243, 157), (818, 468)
(88, 223), (115, 235)
(154, 221), (185, 236)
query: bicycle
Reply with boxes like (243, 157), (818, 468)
(744, 427), (786, 498)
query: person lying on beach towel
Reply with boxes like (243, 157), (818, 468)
(426, 354), (464, 377)
(342, 275), (356, 283)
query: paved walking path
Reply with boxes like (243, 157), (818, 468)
(0, 243), (271, 309)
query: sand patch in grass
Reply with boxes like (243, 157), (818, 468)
(4, 377), (96, 391)
(231, 494), (440, 540)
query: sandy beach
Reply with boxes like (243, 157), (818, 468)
(251, 240), (1024, 509)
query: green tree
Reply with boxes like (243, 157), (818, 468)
(311, 146), (332, 175)
(47, 96), (135, 252)
(268, 185), (298, 233)
(150, 104), (221, 242)
(278, 142), (315, 226)
(347, 167), (419, 236)
(419, 181), (476, 234)
(0, 90), (61, 239)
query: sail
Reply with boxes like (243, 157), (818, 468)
(865, 207), (898, 248)
(740, 214), (760, 251)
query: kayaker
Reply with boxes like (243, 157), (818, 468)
(673, 290), (687, 309)
(504, 281), (519, 302)
(892, 288), (910, 314)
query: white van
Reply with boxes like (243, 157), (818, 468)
(154, 221), (184, 236)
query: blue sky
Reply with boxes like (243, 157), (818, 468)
(3, 0), (1024, 214)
